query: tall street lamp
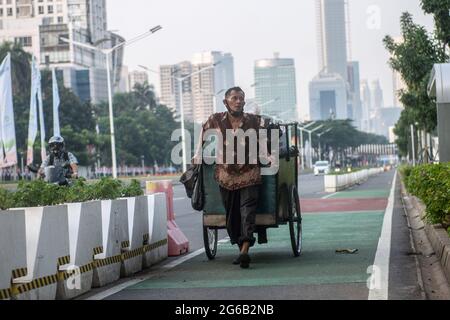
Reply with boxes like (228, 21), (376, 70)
(316, 128), (333, 161)
(139, 62), (221, 172)
(301, 124), (324, 169)
(298, 121), (317, 170)
(61, 25), (162, 178)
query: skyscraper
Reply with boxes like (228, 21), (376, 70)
(310, 0), (362, 124)
(254, 53), (298, 122)
(160, 51), (235, 124)
(360, 79), (371, 132)
(128, 70), (149, 91)
(347, 61), (362, 128)
(0, 0), (123, 103)
(316, 0), (348, 81)
(160, 61), (194, 121)
(309, 72), (347, 121)
(191, 51), (235, 122)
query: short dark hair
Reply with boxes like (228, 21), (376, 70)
(225, 87), (245, 98)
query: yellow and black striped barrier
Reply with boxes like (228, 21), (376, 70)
(12, 268), (28, 279)
(93, 255), (122, 268)
(57, 262), (95, 281)
(0, 288), (11, 300)
(121, 241), (130, 249)
(143, 239), (168, 253)
(11, 274), (58, 296)
(93, 246), (103, 255)
(121, 247), (144, 260)
(58, 255), (70, 266)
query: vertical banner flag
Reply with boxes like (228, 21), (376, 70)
(27, 57), (39, 165)
(37, 66), (46, 162)
(52, 68), (60, 136)
(0, 53), (18, 168)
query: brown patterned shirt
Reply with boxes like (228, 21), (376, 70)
(197, 112), (271, 191)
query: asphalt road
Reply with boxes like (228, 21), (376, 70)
(79, 170), (429, 300)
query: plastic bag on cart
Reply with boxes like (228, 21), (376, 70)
(180, 164), (204, 211)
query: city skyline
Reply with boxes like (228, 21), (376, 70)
(107, 0), (433, 120)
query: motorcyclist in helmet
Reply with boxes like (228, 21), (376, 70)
(38, 136), (79, 180)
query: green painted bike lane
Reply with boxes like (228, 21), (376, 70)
(119, 172), (397, 298)
(129, 211), (384, 291)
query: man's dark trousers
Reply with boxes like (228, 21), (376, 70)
(219, 185), (259, 247)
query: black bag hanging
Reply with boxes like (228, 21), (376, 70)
(180, 164), (204, 211)
(191, 164), (204, 211)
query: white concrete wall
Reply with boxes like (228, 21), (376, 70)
(325, 168), (384, 192)
(144, 194), (168, 268)
(92, 199), (129, 288)
(12, 206), (70, 300)
(56, 201), (103, 300)
(0, 210), (27, 300)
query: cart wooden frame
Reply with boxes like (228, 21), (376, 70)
(201, 122), (303, 260)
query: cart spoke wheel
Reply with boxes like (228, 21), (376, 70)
(203, 227), (218, 260)
(289, 186), (303, 257)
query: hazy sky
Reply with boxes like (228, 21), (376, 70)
(107, 0), (434, 119)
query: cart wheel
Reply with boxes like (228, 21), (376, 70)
(203, 226), (218, 260)
(288, 186), (303, 257)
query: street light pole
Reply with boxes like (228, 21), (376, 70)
(317, 128), (332, 161)
(61, 25), (162, 178)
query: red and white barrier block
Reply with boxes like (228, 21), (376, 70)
(146, 180), (189, 257)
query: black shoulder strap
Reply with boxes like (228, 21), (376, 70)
(49, 153), (54, 166)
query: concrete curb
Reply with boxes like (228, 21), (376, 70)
(401, 180), (450, 286)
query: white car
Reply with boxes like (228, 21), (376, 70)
(314, 161), (331, 176)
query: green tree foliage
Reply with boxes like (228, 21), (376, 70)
(384, 11), (448, 156)
(305, 120), (388, 162)
(421, 0), (450, 49)
(94, 82), (178, 167)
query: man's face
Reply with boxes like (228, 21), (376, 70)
(224, 90), (246, 115)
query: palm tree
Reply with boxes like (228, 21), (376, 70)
(132, 82), (158, 112)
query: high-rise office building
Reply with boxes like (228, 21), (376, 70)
(254, 52), (298, 122)
(309, 72), (347, 121)
(191, 51), (235, 122)
(310, 0), (363, 124)
(0, 0), (123, 103)
(360, 79), (371, 132)
(128, 70), (149, 91)
(160, 61), (194, 121)
(159, 51), (235, 124)
(392, 69), (406, 108)
(316, 0), (348, 81)
(370, 79), (384, 111)
(347, 61), (362, 128)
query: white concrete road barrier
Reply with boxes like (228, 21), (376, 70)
(56, 201), (103, 300)
(120, 196), (148, 277)
(92, 200), (129, 288)
(0, 210), (27, 300)
(11, 206), (70, 300)
(0, 194), (170, 300)
(325, 168), (385, 193)
(143, 194), (168, 268)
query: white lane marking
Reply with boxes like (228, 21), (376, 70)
(368, 170), (397, 300)
(174, 197), (186, 201)
(86, 237), (231, 300)
(322, 193), (338, 199)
